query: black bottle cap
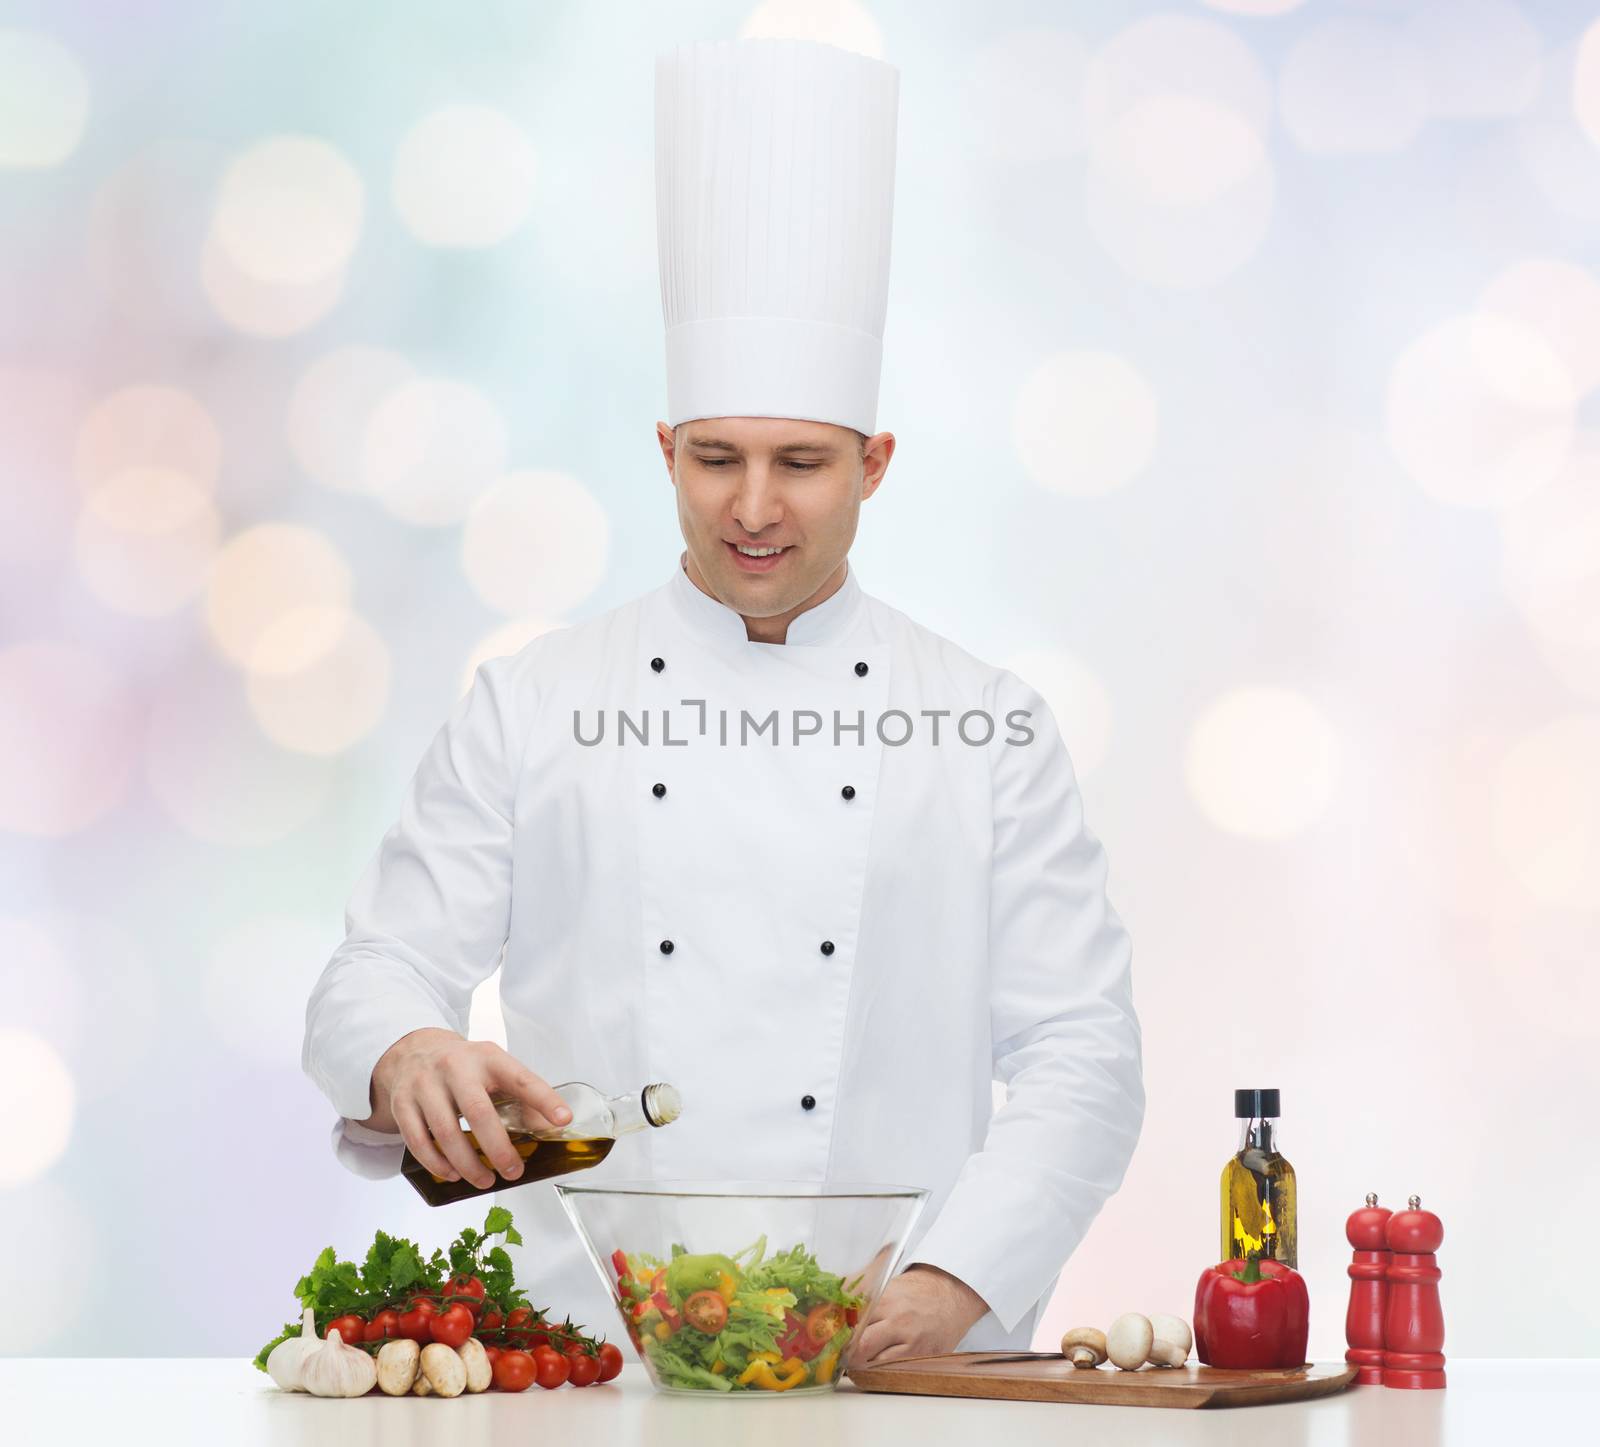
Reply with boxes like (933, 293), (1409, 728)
(1234, 1088), (1280, 1118)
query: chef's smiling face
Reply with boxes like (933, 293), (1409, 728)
(657, 415), (894, 644)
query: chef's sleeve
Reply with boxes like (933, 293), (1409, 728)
(302, 652), (528, 1162)
(897, 668), (1145, 1335)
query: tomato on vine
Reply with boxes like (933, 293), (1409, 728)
(429, 1303), (475, 1348)
(493, 1350), (536, 1392)
(362, 1308), (401, 1343)
(445, 1274), (486, 1315)
(535, 1351), (570, 1390)
(397, 1298), (437, 1342)
(327, 1314), (365, 1347)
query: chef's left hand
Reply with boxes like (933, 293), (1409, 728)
(846, 1264), (991, 1370)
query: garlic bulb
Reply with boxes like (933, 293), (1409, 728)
(266, 1308), (319, 1392)
(300, 1326), (378, 1398)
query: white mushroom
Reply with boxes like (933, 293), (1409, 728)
(457, 1338), (493, 1393)
(411, 1370), (433, 1396)
(419, 1342), (468, 1398)
(1147, 1314), (1193, 1368)
(1106, 1313), (1154, 1371)
(1059, 1327), (1107, 1368)
(375, 1338), (420, 1396)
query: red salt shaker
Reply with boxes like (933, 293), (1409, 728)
(1383, 1194), (1446, 1389)
(1344, 1192), (1392, 1384)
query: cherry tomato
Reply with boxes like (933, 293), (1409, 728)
(682, 1290), (728, 1335)
(805, 1303), (846, 1345)
(446, 1274), (486, 1315)
(327, 1314), (366, 1347)
(429, 1303), (475, 1348)
(493, 1350), (536, 1392)
(362, 1308), (401, 1343)
(567, 1353), (601, 1387)
(484, 1345), (503, 1368)
(596, 1342), (624, 1382)
(479, 1301), (503, 1333)
(397, 1298), (437, 1342)
(506, 1307), (547, 1344)
(535, 1351), (571, 1390)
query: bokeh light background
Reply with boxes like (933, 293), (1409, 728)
(3, 0), (1597, 1360)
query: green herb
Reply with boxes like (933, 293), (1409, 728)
(252, 1322), (303, 1374)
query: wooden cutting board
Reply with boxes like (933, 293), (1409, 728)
(846, 1351), (1358, 1409)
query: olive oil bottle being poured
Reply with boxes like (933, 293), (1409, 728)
(403, 1081), (682, 1207)
(1221, 1087), (1297, 1267)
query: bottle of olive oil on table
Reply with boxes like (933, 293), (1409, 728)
(402, 1081), (682, 1207)
(1221, 1087), (1297, 1267)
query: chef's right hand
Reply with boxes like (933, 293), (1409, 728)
(363, 1028), (573, 1188)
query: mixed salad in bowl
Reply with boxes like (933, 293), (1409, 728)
(610, 1235), (867, 1393)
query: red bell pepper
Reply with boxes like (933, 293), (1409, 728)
(774, 1310), (828, 1362)
(611, 1249), (630, 1281)
(1194, 1253), (1309, 1370)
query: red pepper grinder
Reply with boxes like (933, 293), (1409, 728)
(1383, 1194), (1445, 1389)
(1344, 1192), (1392, 1384)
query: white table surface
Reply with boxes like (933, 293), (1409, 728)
(2, 1360), (1593, 1445)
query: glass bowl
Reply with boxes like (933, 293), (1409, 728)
(555, 1179), (927, 1396)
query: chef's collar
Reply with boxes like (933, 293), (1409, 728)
(670, 550), (864, 647)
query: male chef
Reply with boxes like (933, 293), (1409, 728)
(303, 36), (1144, 1368)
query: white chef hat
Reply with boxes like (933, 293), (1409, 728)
(654, 38), (900, 436)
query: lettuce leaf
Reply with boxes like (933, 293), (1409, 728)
(649, 1353), (734, 1392)
(743, 1241), (864, 1308)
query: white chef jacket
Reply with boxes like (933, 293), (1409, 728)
(303, 551), (1144, 1356)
